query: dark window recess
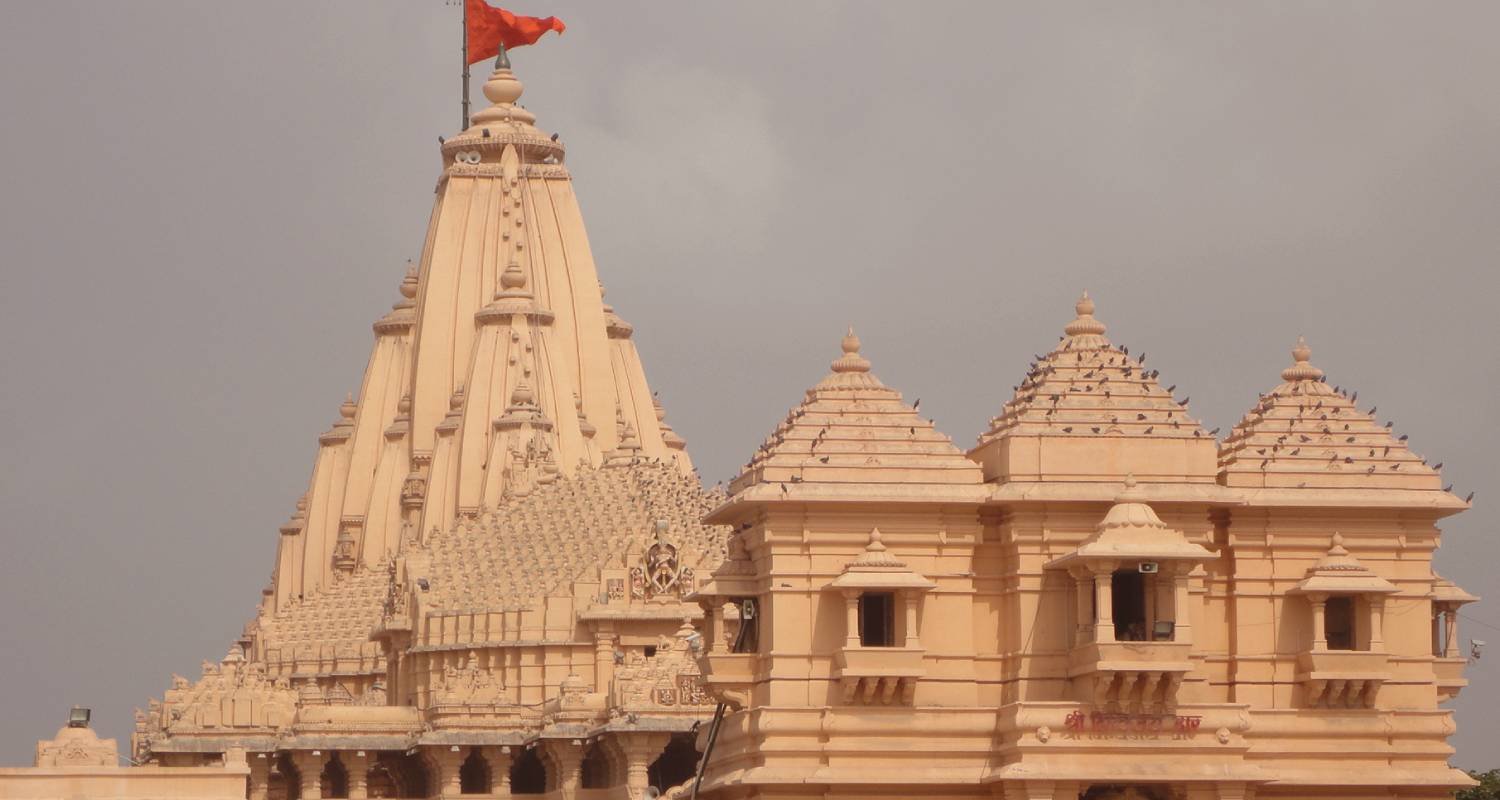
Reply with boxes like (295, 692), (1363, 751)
(859, 592), (896, 647)
(1112, 570), (1148, 641)
(644, 646), (658, 659)
(1326, 596), (1355, 650)
(732, 599), (759, 653)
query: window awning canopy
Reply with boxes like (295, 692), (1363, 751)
(1291, 533), (1398, 595)
(1048, 476), (1214, 569)
(825, 529), (937, 592)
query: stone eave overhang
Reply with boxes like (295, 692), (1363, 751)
(578, 606), (706, 622)
(985, 481), (1240, 507)
(982, 482), (1469, 518)
(704, 483), (988, 525)
(147, 736), (282, 753)
(1225, 487), (1469, 517)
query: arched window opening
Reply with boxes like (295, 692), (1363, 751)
(319, 756), (349, 799)
(1326, 596), (1356, 651)
(858, 592), (896, 647)
(647, 734), (700, 794)
(269, 754), (300, 800)
(459, 750), (489, 794)
(509, 748), (546, 795)
(580, 742), (611, 789)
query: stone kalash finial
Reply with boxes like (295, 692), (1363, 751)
(319, 393), (358, 445)
(375, 262), (420, 334)
(655, 396), (687, 450)
(1280, 335), (1326, 382)
(853, 527), (904, 568)
(1064, 291), (1107, 338)
(832, 327), (871, 373)
(445, 42), (563, 164)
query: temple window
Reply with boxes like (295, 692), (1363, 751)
(643, 646), (657, 659)
(859, 592), (897, 647)
(1325, 596), (1356, 651)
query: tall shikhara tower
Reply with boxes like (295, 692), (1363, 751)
(136, 55), (727, 800)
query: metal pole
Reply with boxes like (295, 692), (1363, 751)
(461, 0), (471, 130)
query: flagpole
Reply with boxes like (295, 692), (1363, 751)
(461, 0), (471, 130)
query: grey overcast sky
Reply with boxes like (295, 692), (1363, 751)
(1, 0), (1497, 769)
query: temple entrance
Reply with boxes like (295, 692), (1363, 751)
(374, 752), (429, 798)
(509, 748), (547, 794)
(320, 756), (349, 799)
(459, 749), (490, 794)
(365, 762), (398, 799)
(269, 754), (300, 800)
(647, 734), (701, 795)
(580, 742), (611, 789)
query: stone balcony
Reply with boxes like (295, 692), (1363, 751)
(1295, 650), (1391, 708)
(833, 646), (925, 705)
(1067, 640), (1194, 710)
(698, 652), (756, 710)
(1433, 656), (1469, 702)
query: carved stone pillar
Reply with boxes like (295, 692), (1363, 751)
(293, 752), (324, 800)
(1445, 606), (1460, 657)
(1369, 596), (1386, 651)
(1070, 568), (1092, 646)
(903, 589), (921, 648)
(619, 733), (670, 800)
(1309, 594), (1328, 651)
(595, 626), (618, 693)
(1172, 566), (1193, 643)
(248, 754), (270, 800)
(436, 747), (464, 798)
(483, 746), (512, 795)
(543, 741), (583, 799)
(710, 601), (729, 653)
(843, 591), (861, 648)
(346, 752), (369, 800)
(1092, 566), (1116, 643)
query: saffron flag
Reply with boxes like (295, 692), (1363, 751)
(466, 0), (566, 64)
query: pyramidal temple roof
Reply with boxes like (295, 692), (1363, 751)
(970, 293), (1219, 485)
(1218, 337), (1452, 496)
(721, 329), (983, 504)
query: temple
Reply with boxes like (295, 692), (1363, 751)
(691, 300), (1477, 800)
(0, 48), (1480, 800)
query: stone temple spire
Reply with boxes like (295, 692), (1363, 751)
(266, 53), (692, 614)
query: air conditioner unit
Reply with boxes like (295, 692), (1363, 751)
(1138, 562), (1159, 574)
